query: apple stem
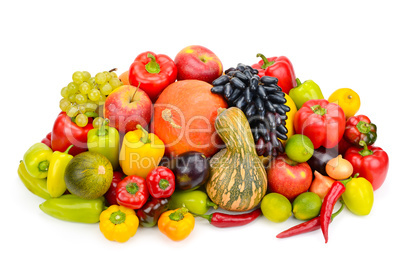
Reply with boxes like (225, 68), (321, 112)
(145, 53), (161, 74)
(131, 82), (141, 103)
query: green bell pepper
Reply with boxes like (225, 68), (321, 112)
(289, 78), (324, 109)
(23, 143), (53, 179)
(87, 119), (120, 170)
(18, 161), (52, 200)
(39, 194), (105, 223)
(168, 190), (218, 215)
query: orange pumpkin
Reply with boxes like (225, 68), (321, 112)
(152, 80), (227, 158)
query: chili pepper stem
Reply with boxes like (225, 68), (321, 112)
(169, 208), (188, 221)
(311, 104), (327, 116)
(196, 213), (213, 223)
(136, 124), (150, 144)
(38, 160), (50, 172)
(97, 118), (109, 136)
(145, 53), (161, 74)
(256, 53), (275, 69)
(207, 200), (219, 209)
(64, 145), (74, 154)
(109, 210), (126, 225)
(158, 179), (170, 190)
(358, 141), (374, 156)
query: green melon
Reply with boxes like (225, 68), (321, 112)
(64, 151), (113, 199)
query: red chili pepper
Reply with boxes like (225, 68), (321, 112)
(41, 132), (52, 149)
(128, 51), (177, 102)
(344, 141), (389, 191)
(344, 115), (377, 146)
(51, 112), (93, 156)
(116, 175), (149, 210)
(276, 202), (344, 239)
(320, 181), (346, 243)
(146, 166), (175, 198)
(198, 208), (261, 228)
(104, 171), (125, 206)
(294, 99), (346, 149)
(251, 53), (297, 94)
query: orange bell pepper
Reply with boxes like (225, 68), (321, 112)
(158, 208), (195, 241)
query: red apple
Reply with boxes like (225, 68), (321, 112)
(103, 85), (152, 133)
(267, 155), (313, 201)
(174, 45), (223, 84)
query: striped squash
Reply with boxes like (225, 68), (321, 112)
(206, 107), (267, 211)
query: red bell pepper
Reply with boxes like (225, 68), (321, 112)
(294, 99), (346, 149)
(51, 112), (93, 156)
(344, 141), (389, 191)
(104, 171), (125, 206)
(116, 175), (149, 209)
(251, 53), (297, 94)
(146, 166), (175, 198)
(41, 132), (52, 149)
(128, 51), (177, 102)
(344, 115), (377, 146)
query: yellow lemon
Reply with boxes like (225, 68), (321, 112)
(328, 88), (360, 119)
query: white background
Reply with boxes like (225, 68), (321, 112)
(1, 1), (401, 267)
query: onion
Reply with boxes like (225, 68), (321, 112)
(325, 155), (353, 180)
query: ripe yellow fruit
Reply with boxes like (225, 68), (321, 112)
(328, 88), (360, 119)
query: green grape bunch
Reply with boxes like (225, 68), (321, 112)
(59, 69), (123, 127)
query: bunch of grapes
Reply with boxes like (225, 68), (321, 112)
(211, 63), (290, 157)
(59, 69), (123, 127)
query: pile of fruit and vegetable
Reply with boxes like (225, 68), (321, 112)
(19, 45), (389, 243)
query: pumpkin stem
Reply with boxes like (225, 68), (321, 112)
(161, 108), (182, 129)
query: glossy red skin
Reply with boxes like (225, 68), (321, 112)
(104, 171), (125, 205)
(116, 175), (149, 209)
(251, 56), (297, 94)
(344, 146), (389, 191)
(103, 85), (153, 133)
(51, 112), (93, 156)
(146, 166), (175, 198)
(294, 99), (346, 149)
(41, 132), (52, 149)
(174, 45), (223, 84)
(344, 115), (376, 146)
(129, 51), (177, 102)
(267, 155), (313, 201)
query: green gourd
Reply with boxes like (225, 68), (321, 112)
(206, 107), (267, 211)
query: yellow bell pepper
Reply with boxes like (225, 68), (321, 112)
(158, 208), (195, 241)
(119, 124), (165, 178)
(99, 205), (139, 243)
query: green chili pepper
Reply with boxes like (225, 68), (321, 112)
(18, 161), (51, 200)
(289, 78), (325, 109)
(87, 119), (120, 170)
(23, 143), (53, 179)
(168, 190), (218, 215)
(39, 194), (105, 223)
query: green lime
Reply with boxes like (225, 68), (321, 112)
(261, 193), (292, 223)
(292, 192), (322, 221)
(285, 134), (314, 163)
